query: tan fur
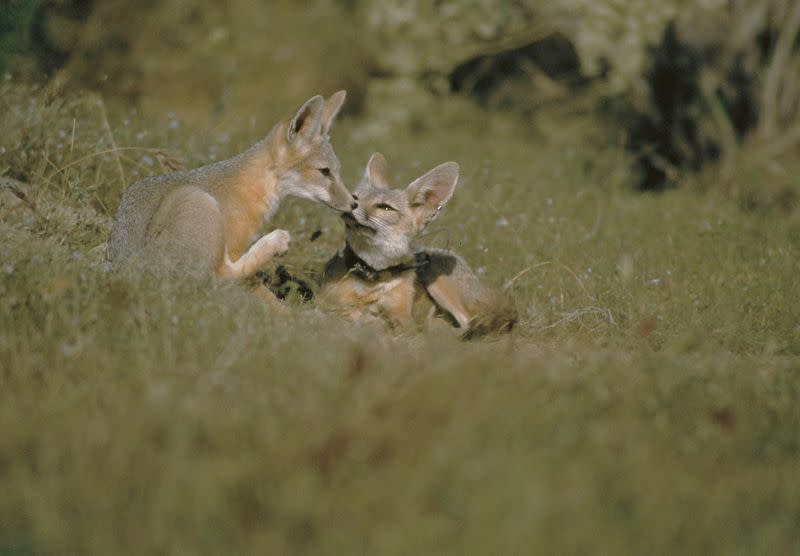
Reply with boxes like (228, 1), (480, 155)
(320, 153), (517, 337)
(321, 254), (420, 330)
(108, 92), (354, 284)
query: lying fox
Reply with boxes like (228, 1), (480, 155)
(108, 92), (355, 280)
(320, 153), (516, 337)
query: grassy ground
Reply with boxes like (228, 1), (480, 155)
(2, 77), (800, 554)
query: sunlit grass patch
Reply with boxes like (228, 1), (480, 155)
(2, 78), (800, 553)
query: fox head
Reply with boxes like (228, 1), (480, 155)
(342, 152), (459, 270)
(272, 91), (355, 213)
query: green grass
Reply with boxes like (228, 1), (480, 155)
(2, 79), (800, 554)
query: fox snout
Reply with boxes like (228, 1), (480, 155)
(341, 210), (360, 227)
(327, 180), (356, 213)
(341, 209), (373, 232)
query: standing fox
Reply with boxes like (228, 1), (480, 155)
(108, 92), (354, 280)
(320, 153), (516, 337)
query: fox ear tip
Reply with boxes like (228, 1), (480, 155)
(442, 162), (460, 186)
(295, 94), (324, 116)
(366, 152), (390, 188)
(368, 152), (388, 169)
(288, 95), (325, 141)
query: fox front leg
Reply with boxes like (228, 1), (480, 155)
(218, 229), (291, 280)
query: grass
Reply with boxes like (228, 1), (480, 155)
(1, 75), (800, 554)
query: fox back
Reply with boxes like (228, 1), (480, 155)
(108, 92), (354, 279)
(320, 153), (516, 336)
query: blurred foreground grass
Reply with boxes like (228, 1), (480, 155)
(1, 78), (800, 553)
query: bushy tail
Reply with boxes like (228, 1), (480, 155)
(462, 288), (517, 339)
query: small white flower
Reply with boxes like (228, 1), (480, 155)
(61, 341), (81, 357)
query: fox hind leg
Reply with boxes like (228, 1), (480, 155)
(418, 249), (516, 337)
(148, 186), (291, 282)
(148, 187), (226, 276)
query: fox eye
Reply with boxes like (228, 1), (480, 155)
(375, 203), (396, 212)
(319, 167), (331, 177)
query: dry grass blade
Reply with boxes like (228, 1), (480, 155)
(97, 96), (126, 189)
(540, 306), (617, 330)
(3, 177), (40, 215)
(41, 69), (71, 107)
(154, 149), (185, 173)
(504, 261), (551, 291)
(58, 147), (170, 172)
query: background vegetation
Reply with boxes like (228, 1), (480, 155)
(2, 0), (800, 553)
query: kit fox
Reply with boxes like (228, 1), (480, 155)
(108, 91), (355, 280)
(320, 153), (516, 337)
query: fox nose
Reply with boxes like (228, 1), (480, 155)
(350, 201), (358, 210)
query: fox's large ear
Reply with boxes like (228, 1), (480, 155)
(287, 95), (324, 143)
(406, 162), (459, 225)
(321, 90), (346, 136)
(364, 152), (391, 189)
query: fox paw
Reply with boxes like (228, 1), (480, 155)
(264, 229), (291, 257)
